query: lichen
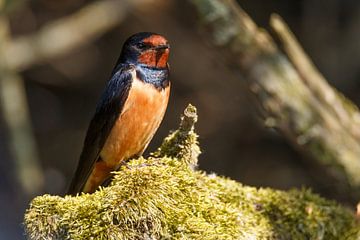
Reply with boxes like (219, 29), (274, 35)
(24, 104), (360, 240)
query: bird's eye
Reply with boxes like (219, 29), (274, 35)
(136, 42), (149, 50)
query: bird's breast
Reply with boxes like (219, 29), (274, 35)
(100, 76), (170, 167)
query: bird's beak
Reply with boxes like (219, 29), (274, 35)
(154, 44), (170, 50)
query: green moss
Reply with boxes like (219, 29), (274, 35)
(152, 104), (200, 167)
(24, 104), (360, 240)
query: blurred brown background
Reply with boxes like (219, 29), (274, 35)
(1, 0), (360, 238)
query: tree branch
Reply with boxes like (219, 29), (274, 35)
(3, 0), (152, 71)
(189, 0), (360, 198)
(0, 17), (44, 195)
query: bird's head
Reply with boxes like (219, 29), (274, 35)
(119, 32), (170, 69)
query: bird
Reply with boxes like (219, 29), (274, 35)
(67, 32), (170, 195)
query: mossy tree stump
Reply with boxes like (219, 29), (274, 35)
(24, 105), (360, 239)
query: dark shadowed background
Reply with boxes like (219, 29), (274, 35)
(1, 0), (360, 238)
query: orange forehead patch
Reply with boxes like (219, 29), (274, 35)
(143, 35), (167, 46)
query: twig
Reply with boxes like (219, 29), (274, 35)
(270, 14), (360, 140)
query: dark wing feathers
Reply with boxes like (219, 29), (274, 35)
(67, 65), (133, 195)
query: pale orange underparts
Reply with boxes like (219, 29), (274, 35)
(83, 70), (170, 193)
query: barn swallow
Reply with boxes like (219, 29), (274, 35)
(67, 32), (170, 194)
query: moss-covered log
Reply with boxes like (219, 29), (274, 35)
(189, 0), (360, 198)
(24, 105), (360, 239)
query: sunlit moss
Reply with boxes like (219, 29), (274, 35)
(24, 104), (360, 240)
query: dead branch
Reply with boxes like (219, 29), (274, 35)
(189, 0), (360, 198)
